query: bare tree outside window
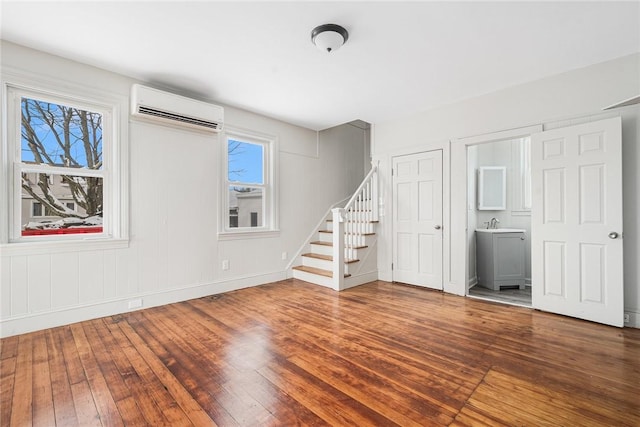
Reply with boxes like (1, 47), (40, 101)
(20, 97), (104, 235)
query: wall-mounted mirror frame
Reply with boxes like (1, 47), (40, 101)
(478, 166), (506, 210)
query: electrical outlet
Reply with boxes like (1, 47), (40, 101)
(282, 252), (287, 260)
(222, 259), (229, 270)
(128, 298), (143, 309)
(624, 313), (630, 324)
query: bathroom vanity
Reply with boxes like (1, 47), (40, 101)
(476, 228), (526, 291)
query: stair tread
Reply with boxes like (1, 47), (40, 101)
(318, 230), (376, 237)
(327, 219), (378, 223)
(311, 241), (368, 249)
(302, 253), (359, 263)
(303, 253), (332, 261)
(292, 265), (351, 278)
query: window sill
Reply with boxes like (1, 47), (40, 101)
(0, 238), (129, 256)
(218, 229), (280, 240)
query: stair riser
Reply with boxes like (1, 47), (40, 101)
(326, 220), (333, 232)
(318, 232), (333, 243)
(292, 269), (335, 289)
(310, 243), (333, 256)
(317, 232), (377, 247)
(310, 245), (368, 260)
(302, 256), (333, 270)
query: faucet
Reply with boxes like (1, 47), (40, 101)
(489, 217), (500, 229)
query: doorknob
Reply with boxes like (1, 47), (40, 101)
(608, 231), (619, 239)
(434, 225), (441, 230)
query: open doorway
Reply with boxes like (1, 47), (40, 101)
(466, 136), (532, 307)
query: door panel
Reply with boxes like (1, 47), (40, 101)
(532, 117), (623, 327)
(393, 150), (443, 289)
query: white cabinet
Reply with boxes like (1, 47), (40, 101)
(476, 229), (526, 291)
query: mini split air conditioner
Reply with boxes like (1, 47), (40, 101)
(131, 84), (224, 132)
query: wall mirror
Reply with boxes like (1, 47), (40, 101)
(478, 166), (506, 210)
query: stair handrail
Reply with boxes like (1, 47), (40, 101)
(343, 162), (379, 219)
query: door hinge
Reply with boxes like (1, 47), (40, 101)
(391, 168), (394, 176)
(391, 263), (394, 270)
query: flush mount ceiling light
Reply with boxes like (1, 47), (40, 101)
(311, 24), (349, 53)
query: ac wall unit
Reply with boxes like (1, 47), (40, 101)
(131, 84), (224, 132)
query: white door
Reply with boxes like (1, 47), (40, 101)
(532, 117), (623, 327)
(393, 150), (443, 289)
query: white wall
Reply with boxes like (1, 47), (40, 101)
(0, 41), (366, 337)
(373, 53), (640, 326)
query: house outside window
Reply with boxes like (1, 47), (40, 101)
(221, 129), (278, 236)
(2, 83), (127, 245)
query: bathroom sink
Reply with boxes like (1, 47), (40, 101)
(476, 228), (526, 233)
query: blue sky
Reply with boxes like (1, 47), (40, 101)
(228, 139), (263, 184)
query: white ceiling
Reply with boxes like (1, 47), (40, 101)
(1, 1), (639, 131)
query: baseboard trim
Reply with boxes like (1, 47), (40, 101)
(0, 270), (287, 338)
(342, 271), (378, 290)
(624, 308), (640, 328)
(378, 269), (392, 282)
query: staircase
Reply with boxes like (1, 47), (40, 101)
(292, 164), (379, 291)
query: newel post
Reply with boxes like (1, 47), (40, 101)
(331, 208), (345, 291)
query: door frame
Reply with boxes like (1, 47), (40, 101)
(450, 125), (543, 296)
(388, 145), (451, 291)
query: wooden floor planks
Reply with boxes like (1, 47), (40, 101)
(1, 279), (639, 426)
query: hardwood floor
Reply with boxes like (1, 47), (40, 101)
(2, 279), (639, 426)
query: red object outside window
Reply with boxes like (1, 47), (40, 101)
(22, 227), (103, 236)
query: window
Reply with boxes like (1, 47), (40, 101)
(229, 207), (239, 228)
(221, 129), (277, 236)
(32, 202), (43, 217)
(3, 83), (127, 246)
(511, 137), (532, 215)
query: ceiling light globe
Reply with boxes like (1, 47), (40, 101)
(311, 24), (349, 53)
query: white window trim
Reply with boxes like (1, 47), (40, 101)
(218, 126), (279, 239)
(510, 137), (532, 216)
(0, 71), (129, 255)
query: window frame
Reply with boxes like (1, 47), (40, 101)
(510, 137), (532, 216)
(1, 75), (129, 254)
(219, 127), (278, 239)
